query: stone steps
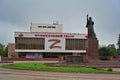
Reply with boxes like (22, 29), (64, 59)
(57, 60), (120, 68)
(83, 60), (120, 68)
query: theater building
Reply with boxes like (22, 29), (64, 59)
(13, 23), (88, 58)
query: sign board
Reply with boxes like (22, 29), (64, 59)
(45, 37), (65, 52)
(15, 32), (88, 39)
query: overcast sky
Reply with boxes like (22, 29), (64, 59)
(0, 0), (120, 46)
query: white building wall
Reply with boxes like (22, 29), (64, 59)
(15, 32), (88, 53)
(30, 23), (62, 33)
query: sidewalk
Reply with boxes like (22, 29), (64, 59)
(13, 61), (58, 63)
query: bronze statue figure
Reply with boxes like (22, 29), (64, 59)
(86, 14), (97, 39)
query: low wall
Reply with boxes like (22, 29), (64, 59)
(1, 58), (59, 62)
(66, 56), (84, 63)
(113, 57), (120, 61)
(99, 56), (120, 61)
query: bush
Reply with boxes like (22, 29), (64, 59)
(92, 66), (97, 69)
(34, 63), (37, 65)
(107, 68), (112, 71)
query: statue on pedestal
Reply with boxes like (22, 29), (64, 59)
(86, 14), (99, 60)
(86, 14), (97, 39)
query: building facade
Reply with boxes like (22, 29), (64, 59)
(8, 43), (18, 58)
(9, 23), (88, 58)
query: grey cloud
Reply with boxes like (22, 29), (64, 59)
(0, 0), (120, 46)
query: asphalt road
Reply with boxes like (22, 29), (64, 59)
(0, 64), (120, 80)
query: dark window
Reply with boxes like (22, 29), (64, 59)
(38, 26), (42, 28)
(48, 26), (51, 28)
(15, 38), (45, 50)
(43, 26), (46, 28)
(65, 39), (87, 50)
(52, 26), (56, 28)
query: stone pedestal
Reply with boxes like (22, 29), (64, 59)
(83, 55), (89, 63)
(87, 39), (99, 60)
(66, 56), (84, 63)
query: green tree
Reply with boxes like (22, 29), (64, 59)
(117, 34), (120, 48)
(3, 46), (8, 57)
(107, 44), (117, 56)
(0, 43), (8, 57)
(0, 43), (5, 56)
(99, 44), (116, 57)
(117, 34), (120, 56)
(99, 46), (111, 56)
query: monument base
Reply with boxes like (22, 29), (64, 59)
(87, 39), (99, 60)
(65, 55), (89, 63)
(66, 56), (84, 64)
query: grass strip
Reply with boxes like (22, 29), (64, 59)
(2, 63), (120, 74)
